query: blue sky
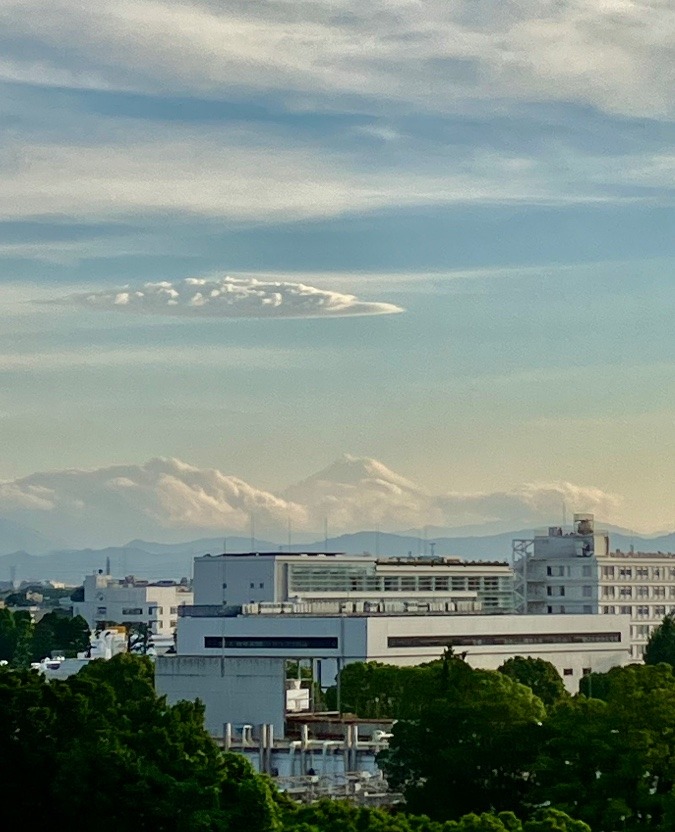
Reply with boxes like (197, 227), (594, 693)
(1, 0), (674, 543)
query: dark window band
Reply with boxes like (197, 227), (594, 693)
(388, 632), (622, 648)
(204, 636), (338, 650)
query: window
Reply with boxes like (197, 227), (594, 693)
(669, 568), (675, 580)
(205, 636), (339, 650)
(468, 578), (480, 591)
(170, 606), (177, 614)
(250, 582), (255, 589)
(387, 632), (623, 648)
(546, 566), (553, 576)
(602, 586), (615, 598)
(384, 577), (399, 591)
(602, 566), (615, 579)
(122, 607), (143, 615)
(619, 567), (632, 579)
(637, 586), (649, 599)
(170, 620), (176, 628)
(547, 586), (565, 596)
(653, 586), (666, 599)
(563, 669), (574, 676)
(547, 606), (553, 614)
(637, 606), (649, 618)
(96, 606), (107, 616)
(582, 668), (592, 676)
(636, 567), (649, 579)
(653, 567), (664, 580)
(222, 582), (227, 589)
(619, 587), (632, 598)
(583, 586), (593, 597)
(654, 606), (666, 618)
(620, 606), (632, 615)
(434, 577), (449, 591)
(603, 605), (616, 614)
(401, 577), (415, 591)
(418, 577), (433, 592)
(259, 582), (264, 589)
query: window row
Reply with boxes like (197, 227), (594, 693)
(602, 605), (672, 619)
(602, 585), (672, 599)
(601, 565), (675, 580)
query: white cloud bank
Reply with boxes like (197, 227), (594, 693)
(0, 455), (622, 547)
(49, 276), (404, 319)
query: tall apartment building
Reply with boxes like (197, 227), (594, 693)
(74, 572), (193, 637)
(514, 513), (675, 660)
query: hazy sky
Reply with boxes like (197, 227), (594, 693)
(1, 0), (674, 541)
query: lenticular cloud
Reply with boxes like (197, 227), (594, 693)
(53, 276), (404, 319)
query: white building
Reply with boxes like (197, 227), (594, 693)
(155, 551), (631, 738)
(193, 551), (515, 614)
(74, 572), (192, 637)
(514, 513), (675, 660)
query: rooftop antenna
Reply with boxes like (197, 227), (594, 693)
(429, 541), (436, 557)
(105, 556), (111, 576)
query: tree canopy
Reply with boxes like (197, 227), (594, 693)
(498, 656), (567, 708)
(643, 615), (675, 667)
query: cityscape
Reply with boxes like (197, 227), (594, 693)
(1, 0), (674, 830)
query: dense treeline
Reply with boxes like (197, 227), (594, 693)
(0, 607), (90, 664)
(0, 654), (586, 831)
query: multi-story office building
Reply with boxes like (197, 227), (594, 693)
(155, 550), (631, 737)
(74, 572), (193, 637)
(193, 551), (515, 614)
(514, 513), (675, 660)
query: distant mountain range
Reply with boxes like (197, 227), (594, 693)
(2, 528), (675, 586)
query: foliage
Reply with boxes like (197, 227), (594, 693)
(498, 657), (567, 708)
(0, 606), (90, 664)
(324, 652), (460, 719)
(379, 657), (546, 820)
(533, 662), (675, 831)
(279, 801), (587, 832)
(0, 654), (281, 831)
(643, 615), (675, 667)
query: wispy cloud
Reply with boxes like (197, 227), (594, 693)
(44, 275), (404, 319)
(1, 1), (673, 118)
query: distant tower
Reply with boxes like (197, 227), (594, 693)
(105, 556), (111, 575)
(10, 565), (17, 590)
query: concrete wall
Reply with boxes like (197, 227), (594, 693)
(155, 655), (287, 737)
(193, 556), (277, 606)
(365, 613), (630, 692)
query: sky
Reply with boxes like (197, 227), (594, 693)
(1, 0), (674, 545)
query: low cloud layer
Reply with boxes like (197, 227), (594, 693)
(0, 455), (622, 548)
(49, 276), (404, 319)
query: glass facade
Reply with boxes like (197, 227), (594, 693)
(287, 564), (513, 611)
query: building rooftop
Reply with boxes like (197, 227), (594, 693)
(198, 552), (508, 567)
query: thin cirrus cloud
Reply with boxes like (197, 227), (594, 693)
(48, 276), (405, 319)
(0, 0), (672, 118)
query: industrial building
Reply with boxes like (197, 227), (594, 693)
(513, 513), (675, 660)
(156, 551), (630, 743)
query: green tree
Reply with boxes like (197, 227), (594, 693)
(498, 657), (567, 708)
(644, 615), (675, 667)
(0, 654), (282, 831)
(380, 660), (545, 820)
(532, 663), (675, 831)
(0, 606), (19, 661)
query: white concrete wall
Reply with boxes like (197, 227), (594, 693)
(365, 613), (630, 692)
(155, 655), (286, 736)
(193, 556), (277, 606)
